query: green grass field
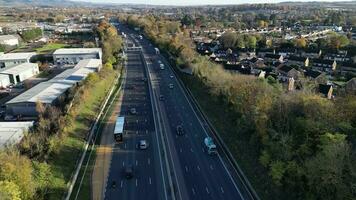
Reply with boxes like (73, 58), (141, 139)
(47, 70), (118, 200)
(36, 43), (70, 53)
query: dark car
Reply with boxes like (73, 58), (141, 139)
(159, 95), (165, 101)
(124, 165), (134, 179)
(176, 125), (184, 135)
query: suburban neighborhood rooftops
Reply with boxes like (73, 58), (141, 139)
(53, 48), (102, 55)
(0, 62), (37, 75)
(278, 65), (295, 73)
(0, 52), (36, 61)
(0, 121), (34, 149)
(305, 70), (323, 78)
(319, 84), (332, 95)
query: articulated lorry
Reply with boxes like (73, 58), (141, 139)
(204, 137), (217, 155)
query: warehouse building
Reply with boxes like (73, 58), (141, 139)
(53, 48), (102, 65)
(0, 52), (36, 68)
(0, 35), (19, 47)
(0, 121), (34, 149)
(5, 59), (101, 117)
(0, 63), (39, 85)
(0, 74), (10, 88)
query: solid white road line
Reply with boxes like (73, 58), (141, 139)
(149, 177), (152, 185)
(192, 188), (196, 195)
(136, 179), (138, 187)
(121, 181), (123, 188)
(220, 186), (225, 194)
(148, 158), (151, 165)
(185, 166), (189, 172)
(122, 161), (125, 167)
(197, 165), (201, 171)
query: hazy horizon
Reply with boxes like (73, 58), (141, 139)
(71, 0), (354, 6)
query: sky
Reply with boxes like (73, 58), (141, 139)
(72, 0), (353, 6)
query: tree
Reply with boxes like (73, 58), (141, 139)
(0, 181), (21, 200)
(328, 34), (349, 49)
(304, 134), (355, 200)
(219, 32), (237, 49)
(0, 151), (35, 200)
(246, 35), (257, 49)
(294, 37), (307, 48)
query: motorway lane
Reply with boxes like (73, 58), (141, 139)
(125, 29), (247, 200)
(104, 47), (166, 200)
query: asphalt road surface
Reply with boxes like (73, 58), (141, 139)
(114, 24), (252, 200)
(104, 39), (169, 200)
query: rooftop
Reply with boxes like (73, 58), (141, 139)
(53, 48), (102, 55)
(0, 52), (36, 61)
(0, 63), (37, 75)
(0, 121), (34, 149)
(0, 35), (18, 41)
(7, 59), (101, 105)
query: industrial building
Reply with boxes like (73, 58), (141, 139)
(0, 121), (34, 149)
(53, 48), (102, 65)
(0, 63), (39, 85)
(0, 35), (19, 46)
(0, 52), (36, 68)
(5, 59), (102, 117)
(0, 74), (10, 88)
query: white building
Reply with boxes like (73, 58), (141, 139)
(0, 121), (34, 149)
(0, 52), (36, 68)
(0, 63), (39, 85)
(6, 59), (101, 117)
(53, 48), (102, 65)
(0, 35), (19, 46)
(0, 74), (10, 88)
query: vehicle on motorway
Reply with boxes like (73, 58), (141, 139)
(114, 116), (125, 142)
(169, 83), (174, 89)
(142, 77), (147, 82)
(130, 108), (137, 115)
(204, 137), (217, 155)
(158, 60), (162, 64)
(139, 35), (143, 39)
(138, 140), (149, 150)
(170, 75), (174, 78)
(124, 165), (134, 179)
(159, 95), (165, 101)
(176, 125), (184, 135)
(155, 47), (160, 54)
(160, 64), (165, 70)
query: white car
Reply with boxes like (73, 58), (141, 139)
(169, 84), (174, 89)
(138, 140), (148, 150)
(170, 75), (174, 78)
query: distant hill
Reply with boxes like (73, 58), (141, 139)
(0, 0), (84, 7)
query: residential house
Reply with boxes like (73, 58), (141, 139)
(301, 49), (322, 58)
(345, 78), (356, 94)
(249, 57), (266, 68)
(264, 53), (284, 64)
(287, 55), (310, 67)
(312, 59), (337, 73)
(304, 69), (326, 84)
(319, 84), (333, 99)
(277, 65), (301, 82)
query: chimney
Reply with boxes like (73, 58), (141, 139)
(288, 77), (295, 91)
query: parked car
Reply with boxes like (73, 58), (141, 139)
(169, 84), (174, 89)
(159, 95), (165, 101)
(130, 108), (137, 114)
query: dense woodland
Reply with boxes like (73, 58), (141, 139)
(121, 14), (356, 200)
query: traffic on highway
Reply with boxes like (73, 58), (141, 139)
(105, 23), (254, 200)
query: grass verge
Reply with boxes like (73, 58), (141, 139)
(46, 69), (119, 200)
(71, 66), (124, 200)
(36, 43), (70, 53)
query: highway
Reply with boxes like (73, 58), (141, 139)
(104, 38), (169, 200)
(115, 24), (252, 200)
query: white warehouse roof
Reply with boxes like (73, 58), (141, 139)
(53, 48), (102, 55)
(7, 59), (101, 104)
(0, 35), (18, 41)
(0, 62), (38, 75)
(0, 52), (36, 61)
(0, 121), (34, 149)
